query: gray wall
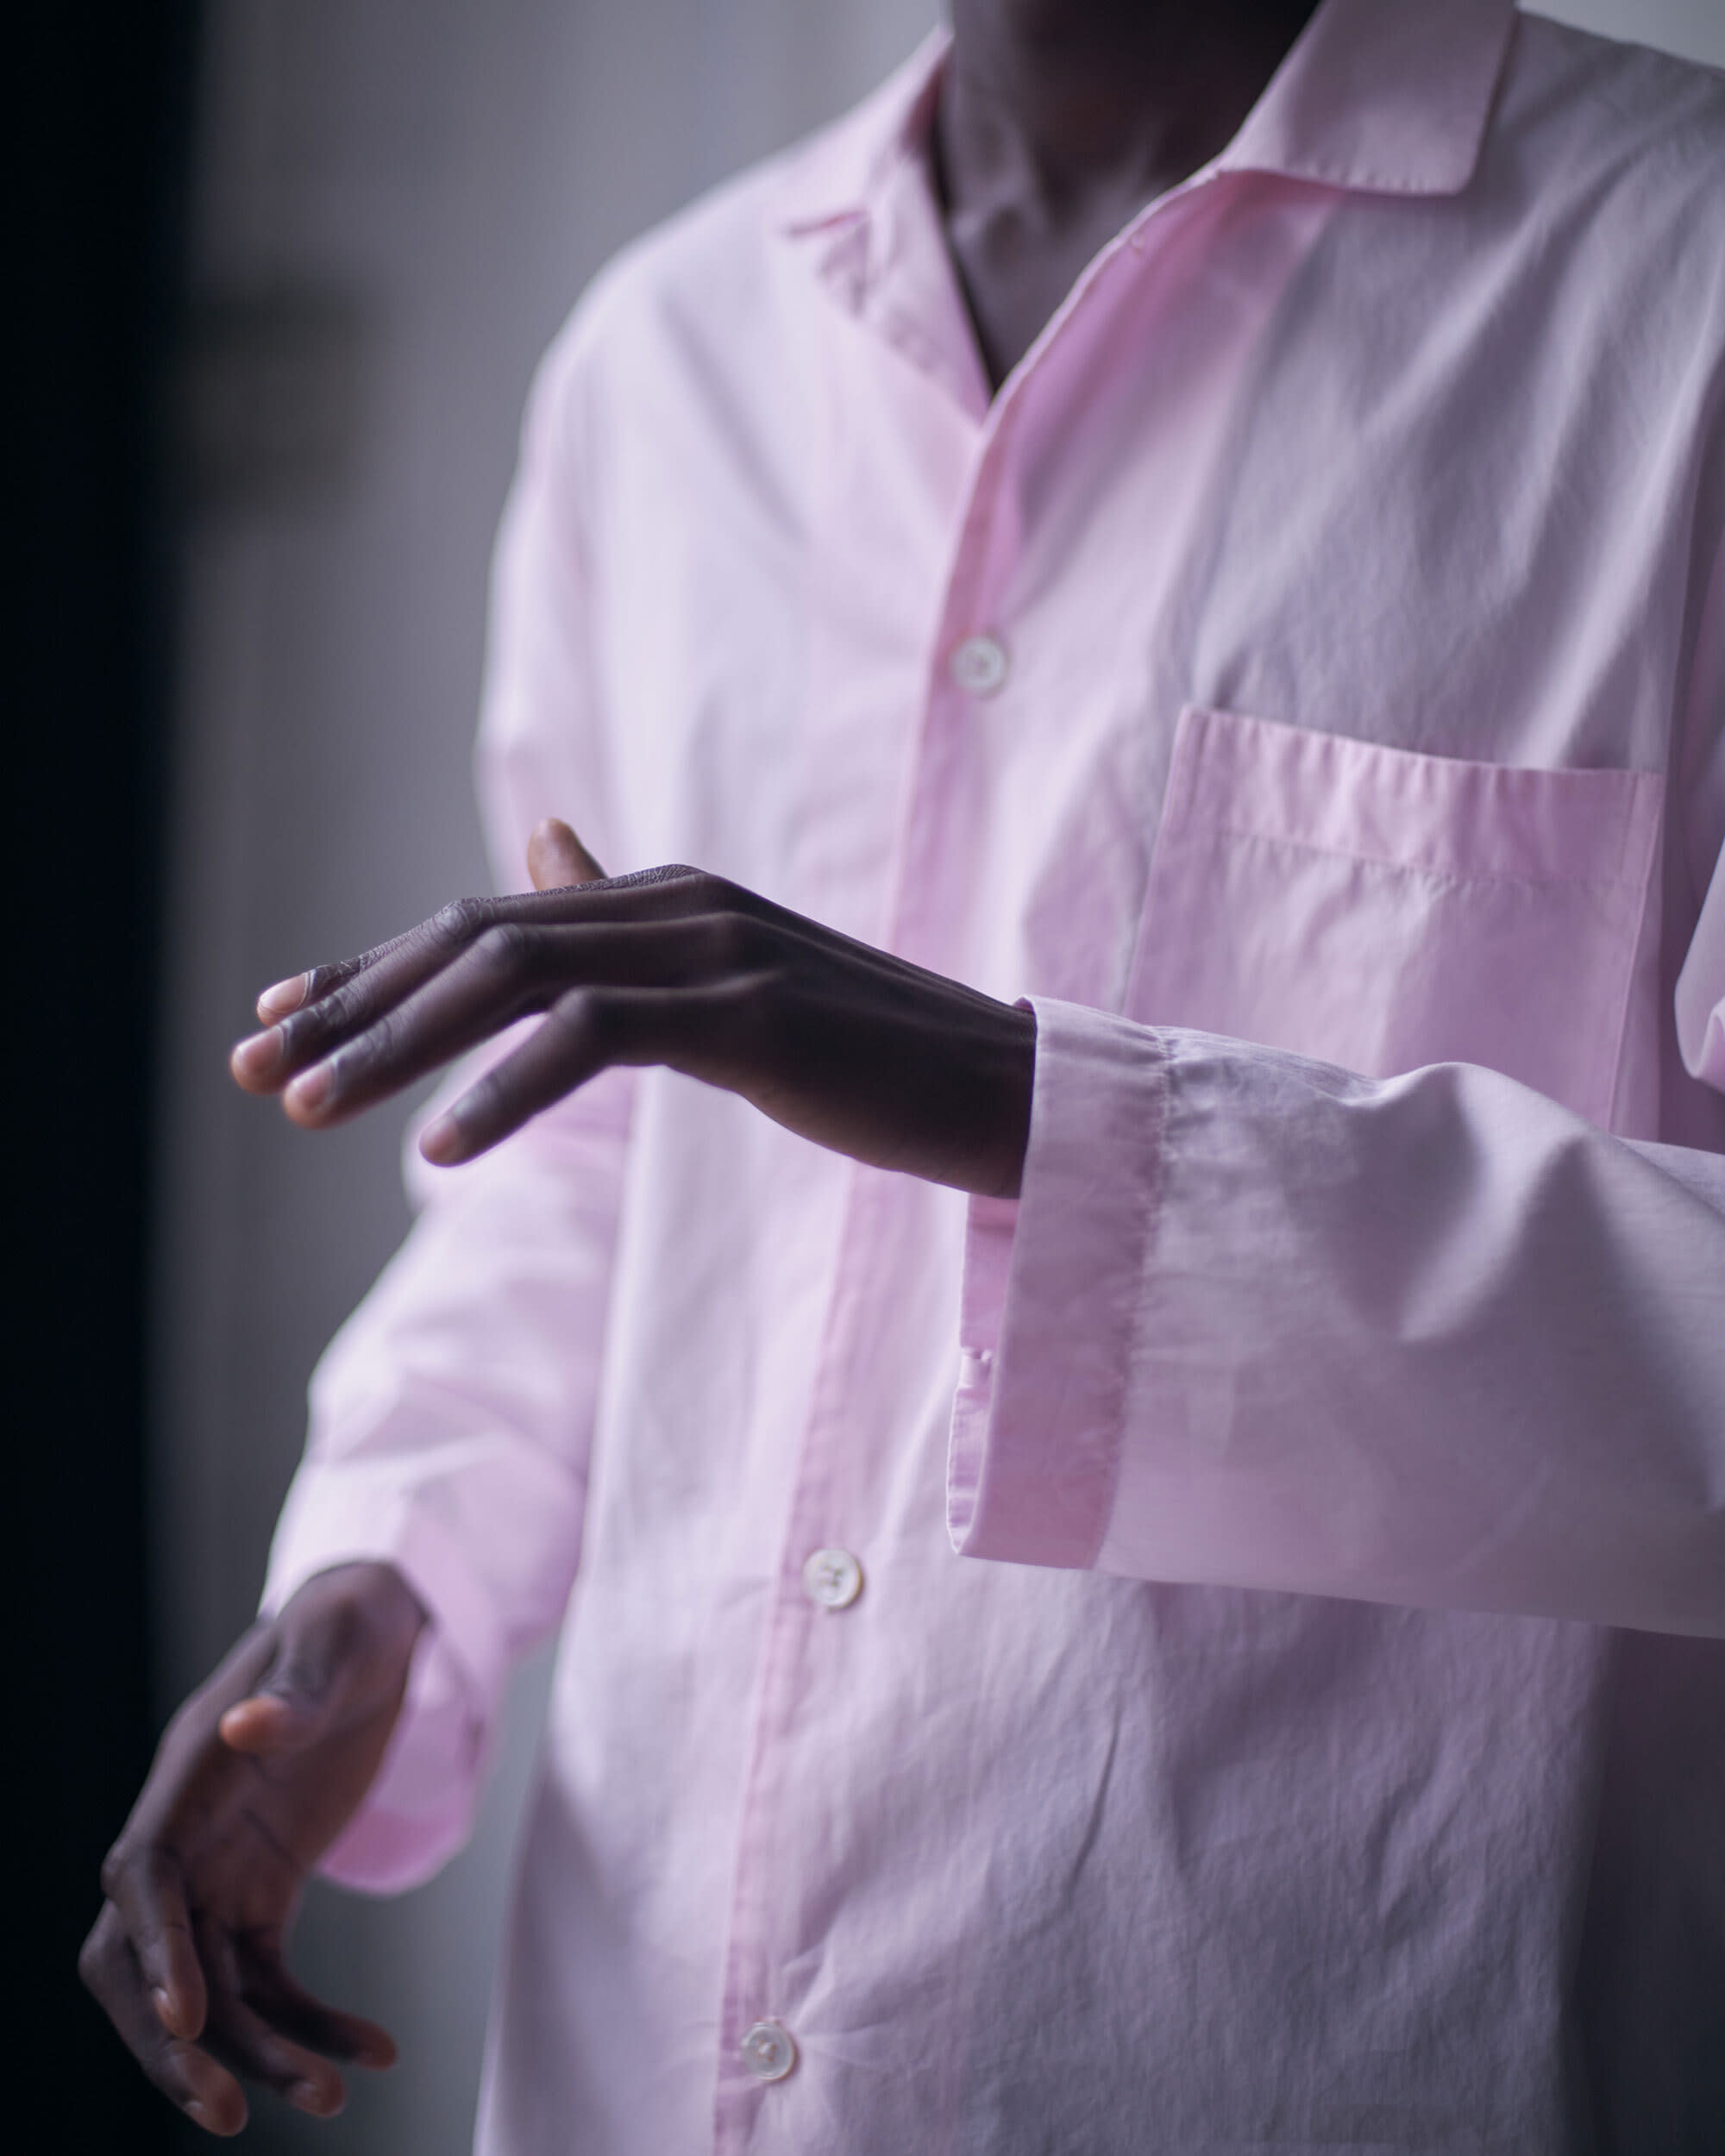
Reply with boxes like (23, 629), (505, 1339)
(154, 4), (1725, 2151)
(1544, 0), (1724, 60)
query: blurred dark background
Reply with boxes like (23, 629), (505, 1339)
(13, 3), (1719, 2152)
(17, 6), (198, 2150)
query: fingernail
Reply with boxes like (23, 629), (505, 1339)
(230, 1028), (283, 1081)
(185, 2101), (206, 2125)
(290, 2078), (338, 2115)
(286, 1063), (333, 1112)
(152, 1985), (174, 2031)
(258, 973), (309, 1019)
(418, 1112), (461, 1164)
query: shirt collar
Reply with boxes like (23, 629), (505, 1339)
(1220, 0), (1518, 197)
(777, 0), (1519, 244)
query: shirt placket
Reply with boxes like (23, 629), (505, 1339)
(708, 180), (1195, 2156)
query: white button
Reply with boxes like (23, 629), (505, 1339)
(740, 2020), (797, 2082)
(949, 632), (1009, 696)
(801, 1547), (863, 1611)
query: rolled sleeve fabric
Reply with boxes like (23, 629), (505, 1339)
(958, 1006), (1725, 1633)
(950, 1001), (1167, 1570)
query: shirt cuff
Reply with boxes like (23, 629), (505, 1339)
(947, 996), (1169, 1570)
(262, 1474), (506, 1894)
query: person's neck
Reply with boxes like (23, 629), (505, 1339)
(939, 1), (1319, 213)
(934, 0), (1321, 385)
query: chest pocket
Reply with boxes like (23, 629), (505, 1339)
(1126, 706), (1664, 1131)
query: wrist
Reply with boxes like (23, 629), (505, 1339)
(289, 1560), (430, 1663)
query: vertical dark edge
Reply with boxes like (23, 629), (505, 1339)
(9, 4), (203, 2146)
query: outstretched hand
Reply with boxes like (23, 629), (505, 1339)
(230, 821), (1036, 1198)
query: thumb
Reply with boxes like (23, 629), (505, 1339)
(218, 1614), (351, 1758)
(528, 816), (606, 892)
(218, 1564), (423, 1756)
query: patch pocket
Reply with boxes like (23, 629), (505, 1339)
(1126, 706), (1663, 1130)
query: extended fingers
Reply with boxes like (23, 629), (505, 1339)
(232, 871), (745, 1100)
(232, 899), (499, 1094)
(285, 916), (762, 1131)
(254, 930), (414, 1023)
(420, 976), (762, 1163)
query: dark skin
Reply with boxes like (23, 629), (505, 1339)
(84, 2), (1321, 2133)
(79, 1565), (428, 2131)
(938, 0), (1320, 385)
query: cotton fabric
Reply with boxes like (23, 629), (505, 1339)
(267, 4), (1725, 2148)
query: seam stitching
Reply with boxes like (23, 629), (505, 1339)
(1170, 814), (1647, 900)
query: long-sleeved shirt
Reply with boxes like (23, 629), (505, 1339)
(264, 3), (1725, 2148)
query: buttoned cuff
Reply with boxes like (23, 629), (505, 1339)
(262, 1476), (505, 1894)
(947, 997), (1169, 1570)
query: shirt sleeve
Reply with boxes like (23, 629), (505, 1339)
(949, 1001), (1725, 1635)
(261, 317), (634, 1892)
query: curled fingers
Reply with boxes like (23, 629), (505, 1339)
(79, 1901), (248, 2134)
(193, 1921), (351, 2120)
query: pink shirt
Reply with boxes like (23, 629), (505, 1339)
(267, 5), (1725, 2148)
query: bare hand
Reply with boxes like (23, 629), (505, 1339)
(229, 821), (1036, 1197)
(81, 1564), (427, 2134)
